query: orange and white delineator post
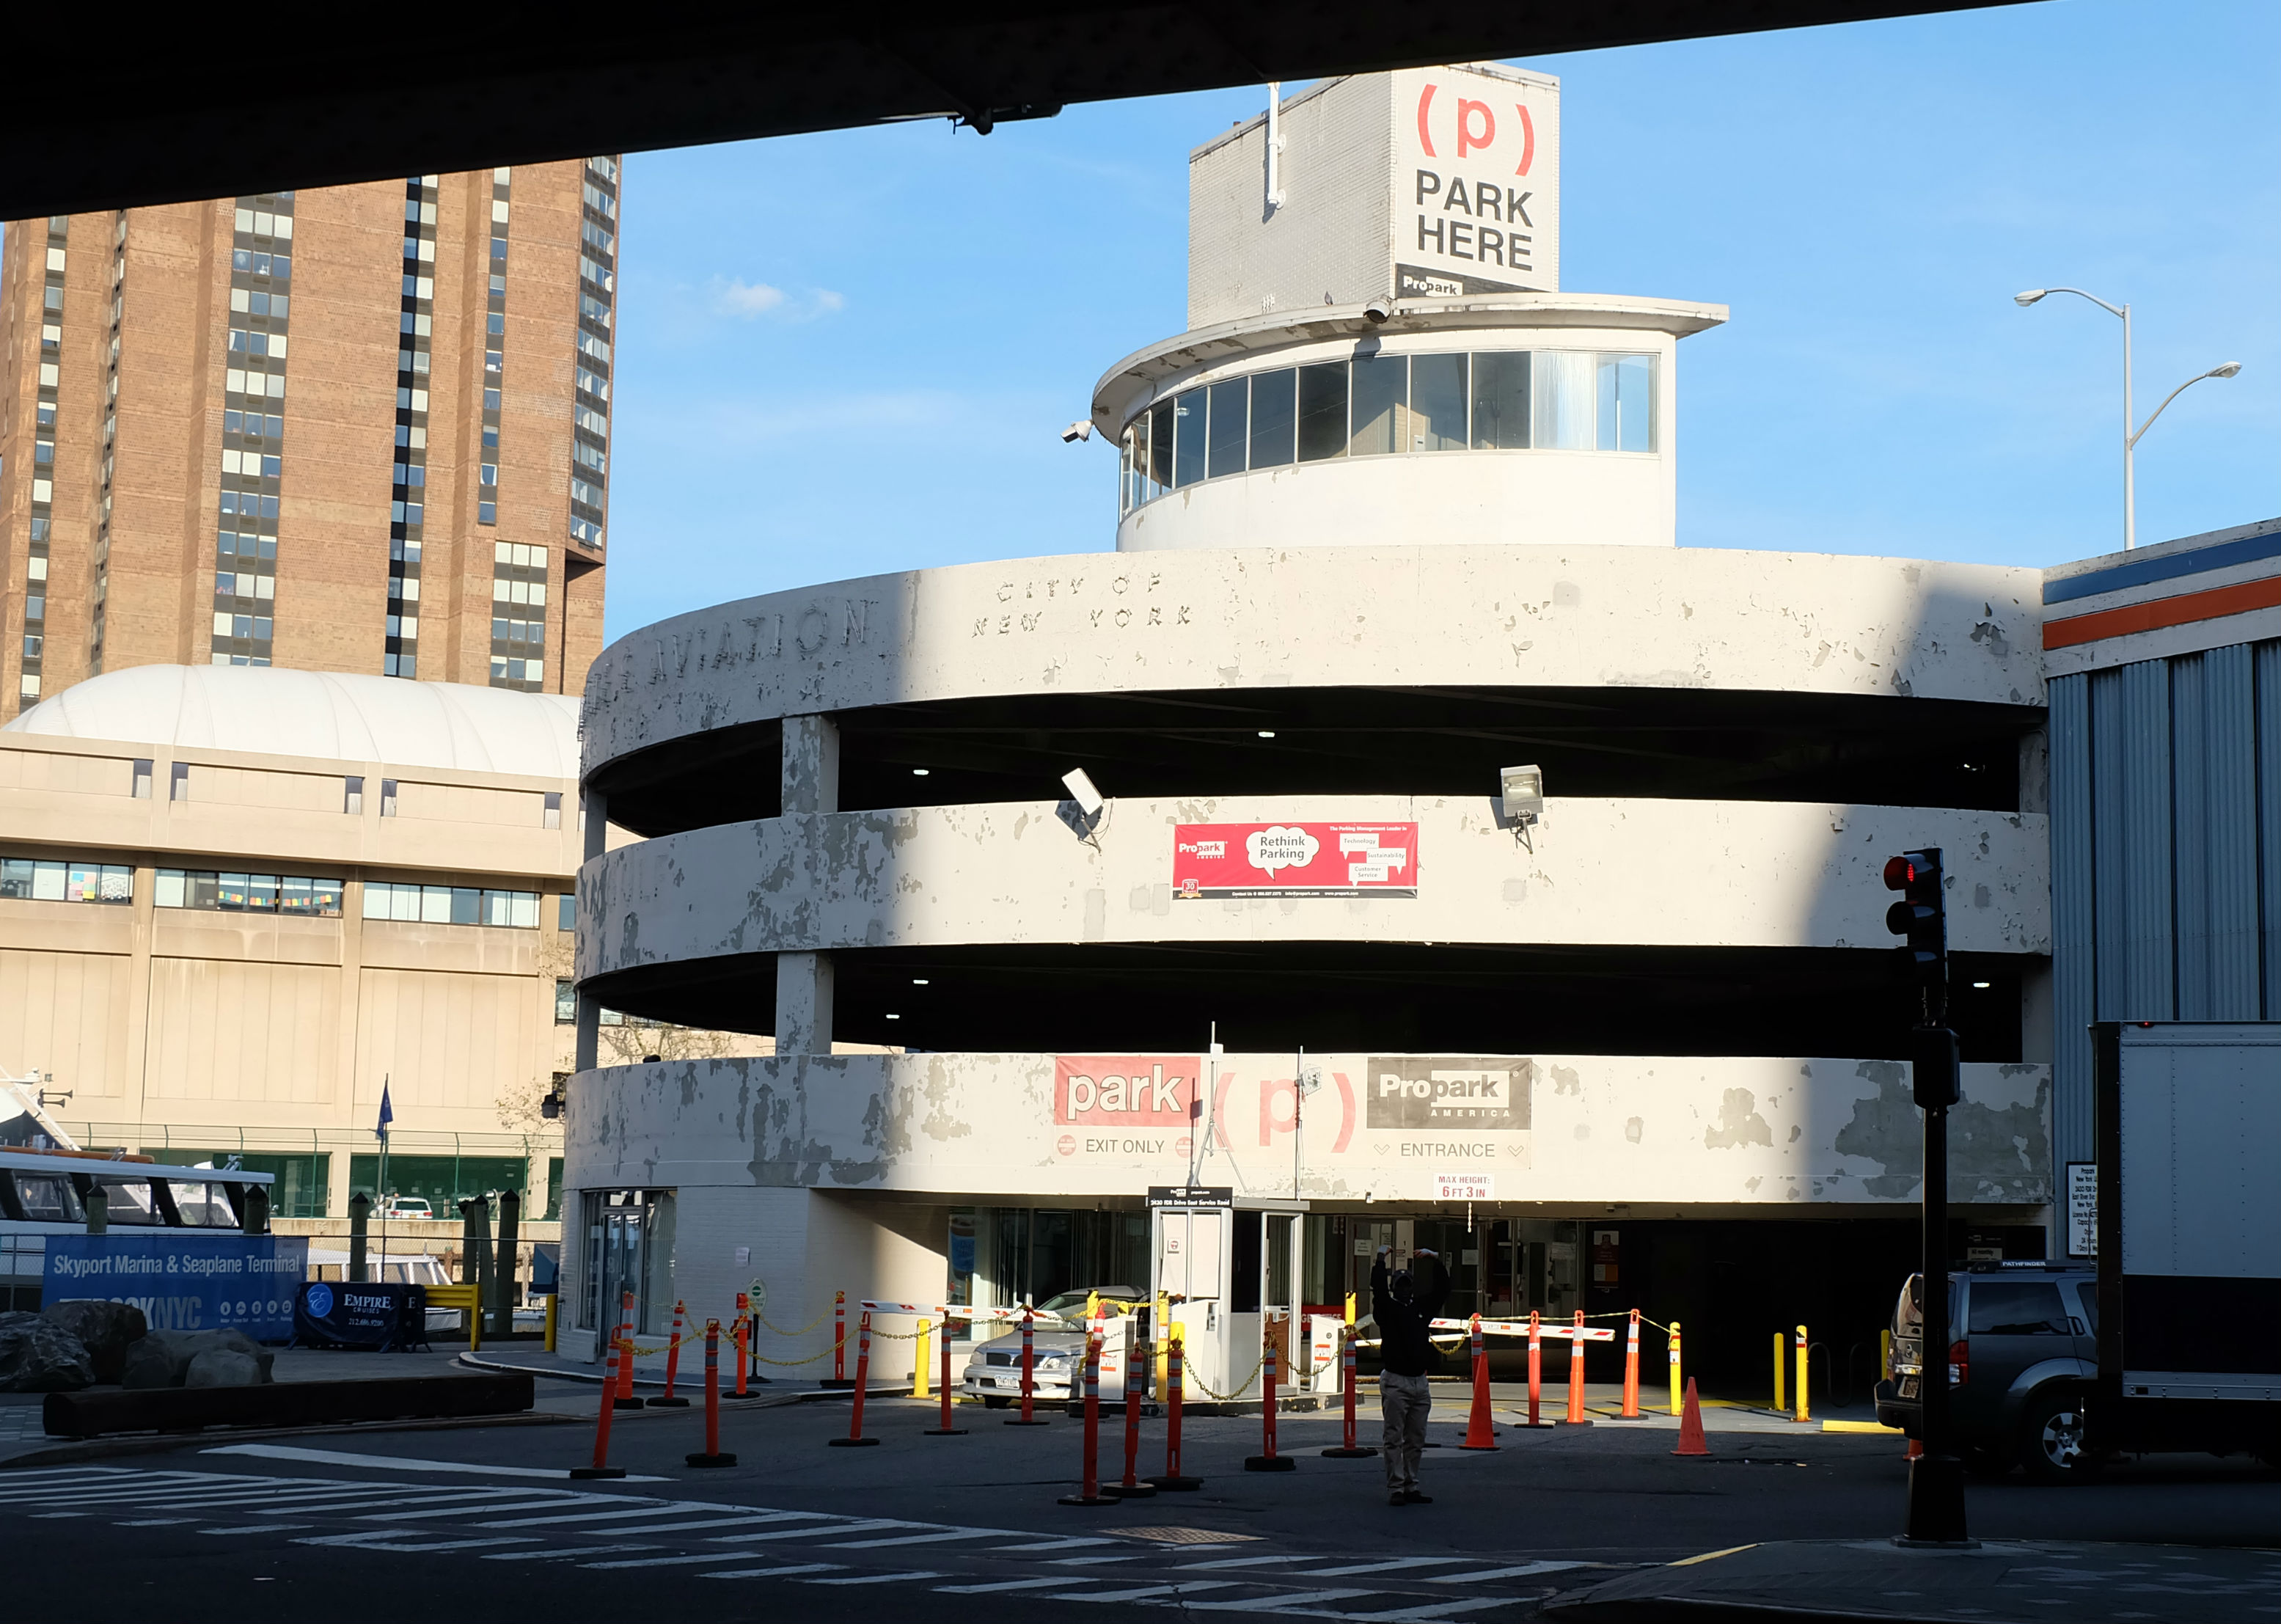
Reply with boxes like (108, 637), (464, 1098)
(1322, 1323), (1376, 1457)
(832, 1290), (847, 1384)
(1564, 1309), (1592, 1424)
(1619, 1309), (1642, 1418)
(1460, 1314), (1498, 1450)
(651, 1298), (689, 1408)
(1005, 1303), (1051, 1426)
(733, 1291), (750, 1397)
(827, 1309), (879, 1446)
(925, 1305), (967, 1435)
(1152, 1327), (1201, 1489)
(686, 1318), (736, 1468)
(612, 1290), (642, 1410)
(571, 1336), (629, 1479)
(1058, 1327), (1114, 1505)
(1109, 1325), (1156, 1498)
(1245, 1342), (1296, 1471)
(1523, 1311), (1550, 1427)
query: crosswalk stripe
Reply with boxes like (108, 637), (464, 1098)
(801, 1570), (947, 1586)
(699, 1565), (843, 1580)
(475, 1504), (780, 1529)
(823, 1529), (997, 1550)
(1344, 1599), (1535, 1621)
(582, 1553), (763, 1570)
(296, 1533), (541, 1554)
(575, 1518), (757, 1537)
(703, 1520), (902, 1543)
(1308, 1558), (1473, 1577)
(363, 1499), (604, 1523)
(1182, 1589), (1379, 1612)
(480, 1544), (653, 1562)
(1425, 1562), (1597, 1584)
(202, 1524), (312, 1535)
(934, 1578), (1069, 1594)
(116, 1519), (193, 1526)
(1182, 1555), (1310, 1570)
(986, 1537), (1115, 1552)
(1047, 1582), (1244, 1602)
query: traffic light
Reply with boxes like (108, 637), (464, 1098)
(1883, 848), (1947, 1016)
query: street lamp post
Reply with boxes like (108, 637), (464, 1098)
(2015, 287), (2244, 550)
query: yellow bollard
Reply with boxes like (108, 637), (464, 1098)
(1773, 1331), (1785, 1414)
(1344, 1290), (1356, 1325)
(1794, 1325), (1810, 1423)
(1881, 1328), (1894, 1382)
(1668, 1320), (1683, 1416)
(1155, 1292), (1170, 1399)
(543, 1292), (558, 1353)
(914, 1318), (931, 1399)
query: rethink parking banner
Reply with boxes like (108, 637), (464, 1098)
(44, 1232), (308, 1342)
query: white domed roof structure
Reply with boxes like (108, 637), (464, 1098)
(3, 665), (581, 779)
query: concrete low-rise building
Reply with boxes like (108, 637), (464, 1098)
(0, 663), (598, 1270)
(560, 65), (2057, 1387)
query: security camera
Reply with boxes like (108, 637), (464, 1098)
(1061, 420), (1095, 443)
(1363, 297), (1394, 325)
(1061, 768), (1105, 818)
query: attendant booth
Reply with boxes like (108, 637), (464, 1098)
(1149, 1185), (1308, 1402)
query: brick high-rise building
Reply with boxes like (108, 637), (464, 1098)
(0, 158), (618, 714)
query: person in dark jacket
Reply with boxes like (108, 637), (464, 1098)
(1371, 1244), (1449, 1504)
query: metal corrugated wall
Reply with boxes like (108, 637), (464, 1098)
(2055, 637), (2272, 1168)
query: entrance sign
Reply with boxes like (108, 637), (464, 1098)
(1174, 822), (1418, 899)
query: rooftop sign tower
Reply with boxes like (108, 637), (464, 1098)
(1187, 63), (1561, 329)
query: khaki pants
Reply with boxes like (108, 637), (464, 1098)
(1380, 1369), (1431, 1494)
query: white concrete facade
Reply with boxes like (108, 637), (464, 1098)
(563, 67), (2058, 1376)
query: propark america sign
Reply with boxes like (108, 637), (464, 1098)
(1173, 822), (1418, 899)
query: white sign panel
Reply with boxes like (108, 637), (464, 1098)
(1390, 64), (1561, 299)
(1435, 1172), (1496, 1201)
(2066, 1161), (2097, 1257)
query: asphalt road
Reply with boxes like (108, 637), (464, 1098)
(10, 1389), (2279, 1620)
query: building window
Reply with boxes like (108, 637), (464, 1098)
(154, 869), (343, 915)
(361, 882), (541, 928)
(543, 791), (562, 830)
(0, 856), (134, 903)
(554, 979), (577, 1023)
(170, 761), (191, 802)
(382, 176), (439, 679)
(344, 775), (364, 814)
(557, 891), (576, 932)
(211, 194), (295, 668)
(1120, 347), (1661, 515)
(132, 759), (153, 799)
(565, 157), (618, 555)
(488, 542), (551, 692)
(379, 779), (398, 817)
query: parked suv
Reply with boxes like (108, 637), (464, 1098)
(1875, 1261), (2096, 1483)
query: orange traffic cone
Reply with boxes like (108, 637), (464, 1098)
(1459, 1316), (1498, 1451)
(1671, 1376), (1709, 1457)
(1905, 1438), (1923, 1460)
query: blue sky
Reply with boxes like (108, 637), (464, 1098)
(604, 0), (2279, 640)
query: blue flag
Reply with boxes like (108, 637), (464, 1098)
(376, 1079), (394, 1141)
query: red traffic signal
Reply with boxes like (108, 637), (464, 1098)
(1883, 847), (1947, 1013)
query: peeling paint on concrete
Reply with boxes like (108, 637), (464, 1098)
(1705, 1089), (1773, 1150)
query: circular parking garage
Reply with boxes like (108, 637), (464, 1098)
(561, 65), (2057, 1394)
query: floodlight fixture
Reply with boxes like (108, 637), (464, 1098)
(1061, 420), (1095, 443)
(1499, 764), (1545, 825)
(1062, 767), (1105, 818)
